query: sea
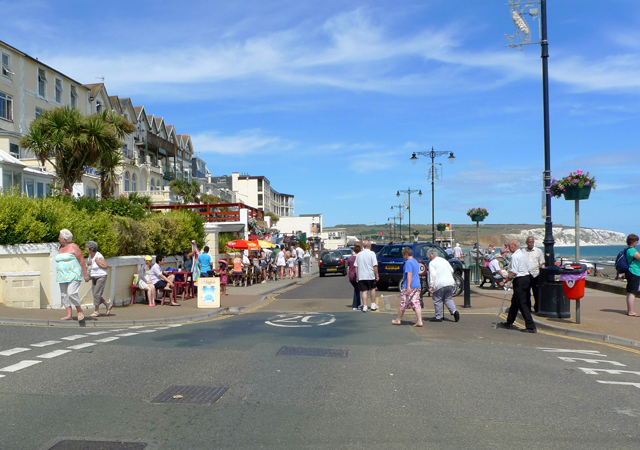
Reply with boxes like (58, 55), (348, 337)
(463, 245), (624, 262)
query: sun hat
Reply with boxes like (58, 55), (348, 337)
(144, 255), (153, 261)
(218, 259), (228, 266)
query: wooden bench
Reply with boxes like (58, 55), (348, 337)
(479, 265), (504, 289)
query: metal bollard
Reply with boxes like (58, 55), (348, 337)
(463, 267), (471, 308)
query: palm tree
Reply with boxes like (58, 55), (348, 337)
(19, 106), (131, 194)
(169, 179), (202, 204)
(96, 111), (136, 199)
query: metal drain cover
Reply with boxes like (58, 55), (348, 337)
(277, 346), (349, 358)
(150, 386), (228, 404)
(46, 440), (148, 450)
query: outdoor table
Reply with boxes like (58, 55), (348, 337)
(172, 270), (194, 300)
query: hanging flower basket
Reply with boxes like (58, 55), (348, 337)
(437, 223), (447, 231)
(467, 207), (488, 222)
(563, 185), (592, 201)
(548, 170), (596, 199)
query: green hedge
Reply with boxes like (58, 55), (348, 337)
(0, 192), (205, 257)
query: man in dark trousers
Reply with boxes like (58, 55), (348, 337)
(497, 239), (536, 333)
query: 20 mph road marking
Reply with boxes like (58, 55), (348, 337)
(0, 348), (31, 356)
(578, 368), (640, 376)
(0, 360), (42, 372)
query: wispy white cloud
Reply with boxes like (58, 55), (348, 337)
(191, 130), (291, 155)
(563, 149), (638, 167)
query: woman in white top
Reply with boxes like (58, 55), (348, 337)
(86, 241), (112, 317)
(276, 246), (286, 280)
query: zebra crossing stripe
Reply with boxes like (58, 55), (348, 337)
(0, 348), (31, 356)
(67, 343), (96, 350)
(60, 335), (87, 341)
(31, 341), (62, 348)
(37, 350), (71, 359)
(0, 360), (42, 372)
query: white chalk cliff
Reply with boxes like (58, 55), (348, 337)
(507, 227), (626, 246)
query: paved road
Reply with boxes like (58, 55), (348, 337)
(1, 275), (640, 449)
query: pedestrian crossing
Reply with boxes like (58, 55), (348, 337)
(0, 324), (182, 380)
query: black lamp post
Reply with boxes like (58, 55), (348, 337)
(396, 188), (422, 240)
(410, 147), (455, 243)
(390, 204), (404, 242)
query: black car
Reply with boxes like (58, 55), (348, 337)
(318, 250), (347, 277)
(376, 243), (464, 296)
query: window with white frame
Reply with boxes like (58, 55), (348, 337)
(2, 169), (21, 193)
(150, 179), (155, 191)
(132, 173), (137, 191)
(35, 107), (44, 119)
(124, 171), (130, 191)
(55, 79), (62, 103)
(38, 69), (47, 97)
(37, 182), (45, 198)
(96, 101), (102, 114)
(24, 179), (34, 198)
(0, 91), (12, 121)
(70, 85), (78, 108)
(86, 187), (97, 198)
(9, 143), (19, 158)
(258, 193), (263, 206)
(1, 53), (12, 79)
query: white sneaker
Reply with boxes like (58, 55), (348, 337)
(352, 308), (358, 311)
(371, 303), (378, 311)
(261, 280), (266, 284)
(362, 305), (368, 313)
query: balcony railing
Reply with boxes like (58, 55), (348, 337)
(148, 203), (264, 222)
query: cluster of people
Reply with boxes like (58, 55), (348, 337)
(346, 241), (459, 326)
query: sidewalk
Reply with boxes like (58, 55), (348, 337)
(0, 265), (319, 328)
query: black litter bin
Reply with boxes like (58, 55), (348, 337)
(537, 266), (570, 318)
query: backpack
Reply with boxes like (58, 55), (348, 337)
(615, 247), (631, 273)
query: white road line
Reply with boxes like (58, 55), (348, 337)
(597, 381), (640, 389)
(128, 326), (144, 329)
(31, 341), (62, 348)
(37, 350), (71, 359)
(0, 360), (42, 372)
(538, 348), (605, 356)
(136, 330), (156, 333)
(0, 348), (31, 356)
(167, 324), (182, 328)
(67, 343), (96, 350)
(0, 375), (4, 378)
(86, 331), (111, 335)
(578, 368), (640, 376)
(558, 357), (625, 366)
(115, 332), (139, 337)
(60, 335), (87, 341)
(94, 337), (119, 343)
(154, 327), (170, 330)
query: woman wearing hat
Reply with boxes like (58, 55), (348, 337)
(138, 256), (157, 306)
(214, 259), (229, 296)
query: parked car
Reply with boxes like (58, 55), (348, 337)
(318, 250), (347, 277)
(370, 243), (386, 255)
(336, 248), (354, 261)
(376, 243), (464, 297)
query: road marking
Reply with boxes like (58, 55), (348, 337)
(167, 324), (182, 328)
(37, 350), (71, 359)
(136, 330), (156, 333)
(154, 327), (171, 330)
(0, 375), (4, 378)
(31, 341), (62, 348)
(94, 337), (119, 343)
(266, 313), (336, 328)
(115, 332), (139, 337)
(578, 368), (640, 376)
(128, 326), (144, 329)
(60, 335), (87, 341)
(538, 348), (605, 356)
(558, 357), (625, 366)
(0, 348), (31, 356)
(86, 331), (111, 335)
(597, 381), (640, 389)
(67, 343), (96, 350)
(0, 360), (42, 372)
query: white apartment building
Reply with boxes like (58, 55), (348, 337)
(232, 172), (294, 217)
(321, 227), (348, 250)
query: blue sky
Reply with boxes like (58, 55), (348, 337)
(4, 0), (640, 234)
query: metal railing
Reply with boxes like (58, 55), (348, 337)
(148, 203), (264, 222)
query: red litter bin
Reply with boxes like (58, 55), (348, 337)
(559, 264), (587, 300)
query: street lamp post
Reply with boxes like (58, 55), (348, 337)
(410, 147), (455, 243)
(396, 188), (422, 240)
(387, 216), (397, 241)
(390, 204), (404, 242)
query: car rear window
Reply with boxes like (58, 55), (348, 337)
(322, 252), (341, 262)
(380, 246), (403, 258)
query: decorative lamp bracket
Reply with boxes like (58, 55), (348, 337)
(505, 0), (540, 50)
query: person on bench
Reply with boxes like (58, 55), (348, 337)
(138, 255), (157, 306)
(149, 255), (179, 306)
(487, 254), (507, 288)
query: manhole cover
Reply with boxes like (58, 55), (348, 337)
(150, 386), (228, 404)
(277, 346), (348, 358)
(47, 440), (148, 450)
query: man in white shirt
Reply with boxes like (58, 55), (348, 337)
(498, 240), (536, 333)
(523, 236), (545, 313)
(296, 244), (304, 278)
(453, 243), (463, 259)
(355, 241), (379, 312)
